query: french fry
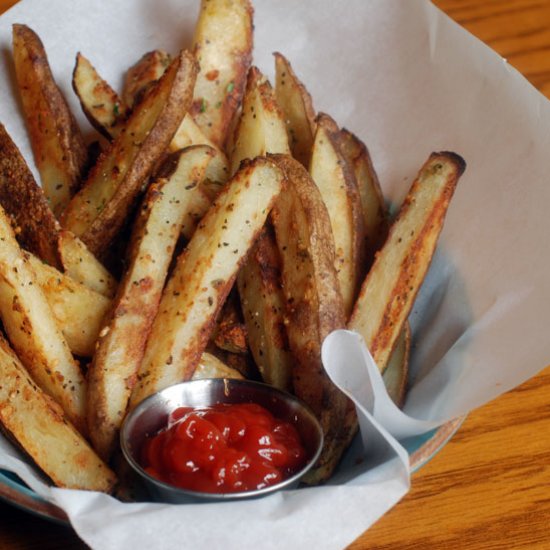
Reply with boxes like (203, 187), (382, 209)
(26, 252), (111, 358)
(237, 226), (292, 390)
(88, 145), (216, 460)
(57, 230), (117, 298)
(193, 352), (244, 380)
(348, 152), (466, 373)
(122, 50), (172, 108)
(0, 205), (86, 434)
(274, 52), (316, 167)
(230, 66), (290, 174)
(62, 50), (198, 256)
(129, 157), (284, 408)
(72, 52), (128, 139)
(12, 24), (87, 216)
(338, 129), (410, 401)
(309, 113), (366, 318)
(0, 123), (61, 268)
(338, 128), (389, 267)
(270, 154), (356, 483)
(0, 334), (116, 491)
(229, 65), (293, 389)
(191, 0), (253, 148)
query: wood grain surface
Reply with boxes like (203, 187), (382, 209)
(0, 1), (549, 549)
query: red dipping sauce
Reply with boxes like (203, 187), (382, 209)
(140, 402), (307, 494)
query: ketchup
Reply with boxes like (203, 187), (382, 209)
(141, 402), (307, 493)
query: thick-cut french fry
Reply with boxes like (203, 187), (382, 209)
(349, 152), (466, 372)
(0, 205), (86, 434)
(26, 252), (111, 357)
(57, 230), (117, 298)
(238, 226), (291, 390)
(191, 0), (253, 147)
(274, 52), (316, 167)
(0, 123), (61, 268)
(88, 145), (216, 460)
(12, 24), (87, 216)
(338, 128), (388, 266)
(338, 129), (410, 399)
(193, 352), (244, 380)
(230, 66), (290, 174)
(129, 157), (284, 408)
(229, 65), (292, 389)
(72, 52), (128, 140)
(0, 335), (116, 491)
(123, 50), (172, 108)
(62, 50), (198, 256)
(309, 113), (366, 318)
(270, 154), (356, 484)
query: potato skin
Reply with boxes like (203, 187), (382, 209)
(12, 24), (87, 216)
(0, 123), (61, 268)
(123, 49), (172, 108)
(338, 128), (389, 269)
(270, 154), (357, 484)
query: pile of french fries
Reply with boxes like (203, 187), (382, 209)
(0, 0), (465, 494)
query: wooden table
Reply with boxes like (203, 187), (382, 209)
(0, 0), (549, 548)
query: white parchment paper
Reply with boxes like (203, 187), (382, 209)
(0, 1), (549, 548)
